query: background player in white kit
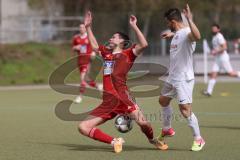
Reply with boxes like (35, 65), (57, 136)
(158, 4), (205, 151)
(203, 24), (240, 96)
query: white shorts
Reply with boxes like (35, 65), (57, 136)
(161, 79), (194, 104)
(212, 53), (233, 73)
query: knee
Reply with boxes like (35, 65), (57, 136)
(159, 96), (170, 107)
(228, 72), (235, 77)
(78, 121), (91, 136)
(135, 117), (150, 128)
(210, 73), (217, 79)
(139, 120), (149, 127)
(180, 107), (191, 118)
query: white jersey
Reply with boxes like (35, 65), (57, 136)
(212, 32), (228, 59)
(168, 27), (196, 81)
(211, 32), (233, 73)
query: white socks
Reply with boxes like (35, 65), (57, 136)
(162, 106), (202, 140)
(207, 79), (216, 95)
(161, 106), (173, 130)
(187, 113), (201, 140)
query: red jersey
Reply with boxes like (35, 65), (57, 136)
(90, 45), (138, 119)
(72, 34), (92, 65)
(99, 45), (137, 97)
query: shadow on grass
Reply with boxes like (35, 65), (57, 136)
(30, 142), (189, 152)
(200, 125), (240, 130)
(62, 144), (189, 152)
(59, 143), (157, 152)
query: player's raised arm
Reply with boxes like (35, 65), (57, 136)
(161, 31), (175, 39)
(84, 11), (99, 51)
(129, 15), (148, 56)
(183, 4), (201, 42)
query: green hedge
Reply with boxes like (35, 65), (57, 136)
(0, 43), (83, 85)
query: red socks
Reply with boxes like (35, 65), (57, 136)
(87, 80), (97, 88)
(80, 80), (97, 94)
(80, 81), (87, 94)
(86, 126), (152, 144)
(88, 128), (114, 144)
(141, 125), (154, 140)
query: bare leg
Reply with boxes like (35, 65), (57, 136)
(129, 109), (153, 141)
(228, 71), (240, 77)
(129, 108), (168, 150)
(78, 116), (114, 144)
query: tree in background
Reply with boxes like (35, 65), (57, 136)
(27, 0), (240, 41)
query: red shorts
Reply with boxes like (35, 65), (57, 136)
(90, 92), (138, 120)
(78, 55), (91, 73)
(78, 64), (89, 73)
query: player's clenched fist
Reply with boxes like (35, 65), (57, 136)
(129, 15), (137, 27)
(84, 11), (92, 27)
(183, 4), (193, 20)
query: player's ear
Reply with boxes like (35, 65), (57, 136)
(120, 41), (125, 49)
(171, 20), (176, 25)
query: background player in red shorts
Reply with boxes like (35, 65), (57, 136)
(72, 23), (102, 103)
(77, 11), (168, 153)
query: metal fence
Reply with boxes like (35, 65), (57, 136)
(0, 16), (83, 43)
(0, 16), (239, 56)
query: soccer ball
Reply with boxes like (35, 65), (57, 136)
(114, 115), (133, 133)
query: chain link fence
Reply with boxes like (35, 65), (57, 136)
(0, 15), (239, 56)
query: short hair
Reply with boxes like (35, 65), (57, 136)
(164, 8), (183, 22)
(79, 22), (85, 26)
(115, 32), (130, 48)
(212, 23), (220, 29)
(115, 32), (130, 42)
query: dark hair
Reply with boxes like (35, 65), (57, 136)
(212, 23), (220, 29)
(115, 32), (130, 48)
(115, 32), (130, 41)
(79, 21), (85, 25)
(164, 8), (183, 22)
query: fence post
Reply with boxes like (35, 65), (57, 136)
(161, 39), (166, 56)
(28, 17), (34, 41)
(203, 39), (210, 84)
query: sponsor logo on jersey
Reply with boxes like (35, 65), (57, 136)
(104, 61), (114, 75)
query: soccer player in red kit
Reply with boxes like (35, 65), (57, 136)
(77, 11), (168, 153)
(72, 23), (102, 103)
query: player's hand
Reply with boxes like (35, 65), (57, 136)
(161, 32), (175, 39)
(73, 45), (81, 51)
(211, 49), (217, 56)
(129, 15), (137, 27)
(84, 11), (92, 28)
(90, 52), (96, 60)
(183, 4), (193, 20)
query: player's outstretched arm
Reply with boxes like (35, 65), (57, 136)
(84, 11), (99, 51)
(212, 43), (227, 55)
(129, 15), (148, 56)
(161, 31), (175, 39)
(183, 4), (201, 42)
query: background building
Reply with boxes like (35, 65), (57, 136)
(0, 0), (64, 43)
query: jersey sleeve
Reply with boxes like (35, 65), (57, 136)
(98, 45), (106, 57)
(218, 34), (226, 45)
(185, 28), (197, 47)
(127, 44), (137, 62)
(72, 36), (78, 47)
(185, 28), (192, 42)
